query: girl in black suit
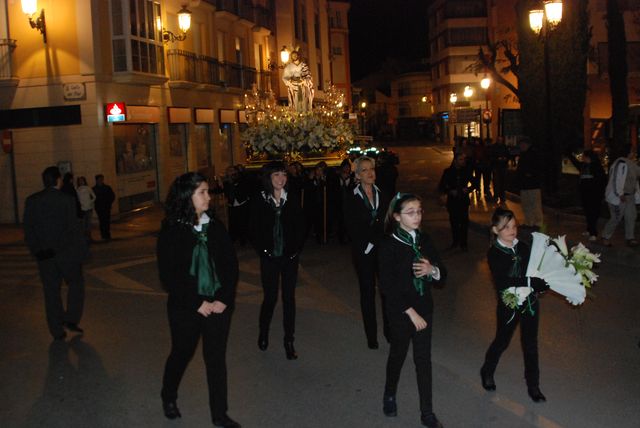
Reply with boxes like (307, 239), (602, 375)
(344, 156), (390, 349)
(157, 172), (241, 428)
(249, 161), (306, 360)
(378, 193), (447, 428)
(480, 208), (549, 403)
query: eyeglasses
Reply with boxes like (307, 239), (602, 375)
(400, 209), (423, 217)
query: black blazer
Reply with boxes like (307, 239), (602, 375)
(487, 241), (547, 298)
(248, 191), (306, 258)
(344, 186), (389, 254)
(157, 216), (239, 311)
(378, 232), (446, 318)
(23, 187), (88, 262)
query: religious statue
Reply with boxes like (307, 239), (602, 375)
(282, 50), (314, 113)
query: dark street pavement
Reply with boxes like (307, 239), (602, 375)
(1, 144), (639, 428)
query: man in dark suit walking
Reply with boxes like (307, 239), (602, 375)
(24, 166), (89, 340)
(93, 174), (115, 241)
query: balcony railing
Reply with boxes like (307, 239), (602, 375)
(216, 0), (274, 30)
(0, 39), (17, 80)
(167, 49), (257, 89)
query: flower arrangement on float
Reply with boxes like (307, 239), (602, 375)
(501, 232), (601, 311)
(241, 84), (354, 160)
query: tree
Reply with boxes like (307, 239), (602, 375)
(606, 0), (630, 159)
(473, 0), (590, 193)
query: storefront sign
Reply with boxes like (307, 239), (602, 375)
(168, 107), (191, 123)
(219, 109), (236, 124)
(195, 108), (215, 124)
(106, 102), (126, 122)
(127, 106), (161, 123)
(238, 110), (247, 123)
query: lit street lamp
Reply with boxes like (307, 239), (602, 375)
(529, 0), (563, 191)
(463, 86), (473, 137)
(481, 75), (492, 139)
(450, 93), (458, 141)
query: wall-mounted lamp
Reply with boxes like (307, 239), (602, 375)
(268, 46), (291, 70)
(162, 5), (192, 43)
(22, 0), (46, 43)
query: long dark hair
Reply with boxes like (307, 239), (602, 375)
(163, 172), (209, 227)
(384, 192), (422, 234)
(260, 161), (287, 196)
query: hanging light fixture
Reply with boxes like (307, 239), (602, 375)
(162, 5), (192, 43)
(463, 85), (474, 99)
(21, 0), (47, 43)
(481, 75), (491, 90)
(529, 9), (544, 34)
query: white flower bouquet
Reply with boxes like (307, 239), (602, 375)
(526, 232), (601, 305)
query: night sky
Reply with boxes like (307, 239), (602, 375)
(348, 0), (429, 81)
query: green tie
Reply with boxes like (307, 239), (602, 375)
(190, 222), (221, 297)
(269, 197), (284, 257)
(360, 185), (377, 225)
(394, 226), (432, 296)
(493, 241), (522, 278)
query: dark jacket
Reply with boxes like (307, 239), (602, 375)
(438, 165), (476, 207)
(24, 187), (88, 262)
(378, 232), (447, 318)
(157, 216), (239, 311)
(93, 183), (115, 211)
(487, 240), (547, 298)
(248, 191), (306, 258)
(517, 147), (542, 190)
(344, 186), (389, 254)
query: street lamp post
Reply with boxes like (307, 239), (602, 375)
(463, 85), (474, 138)
(481, 75), (491, 140)
(529, 0), (563, 192)
(450, 92), (458, 142)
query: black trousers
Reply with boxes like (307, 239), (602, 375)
(95, 208), (111, 239)
(447, 199), (470, 247)
(161, 302), (232, 422)
(482, 300), (540, 387)
(352, 249), (388, 343)
(228, 203), (249, 244)
(37, 259), (85, 338)
(492, 167), (507, 201)
(385, 314), (433, 415)
(259, 254), (299, 342)
(580, 179), (602, 237)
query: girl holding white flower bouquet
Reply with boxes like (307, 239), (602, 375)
(480, 208), (550, 403)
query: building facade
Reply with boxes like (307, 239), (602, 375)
(0, 0), (350, 224)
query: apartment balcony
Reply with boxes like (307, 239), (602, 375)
(166, 49), (257, 90)
(0, 39), (19, 88)
(215, 0), (273, 28)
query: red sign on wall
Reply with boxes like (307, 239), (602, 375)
(106, 102), (127, 122)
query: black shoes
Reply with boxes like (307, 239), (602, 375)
(367, 339), (379, 350)
(64, 323), (84, 334)
(383, 394), (397, 417)
(213, 414), (241, 427)
(421, 412), (444, 428)
(284, 341), (298, 360)
(258, 332), (268, 351)
(527, 386), (546, 402)
(163, 401), (181, 419)
(480, 368), (496, 391)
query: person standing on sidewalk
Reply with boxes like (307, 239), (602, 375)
(378, 193), (447, 428)
(248, 161), (306, 360)
(516, 138), (544, 229)
(602, 146), (640, 247)
(567, 149), (607, 242)
(24, 166), (88, 340)
(93, 174), (115, 241)
(76, 176), (96, 241)
(480, 208), (550, 403)
(490, 137), (510, 205)
(438, 152), (476, 251)
(157, 172), (241, 428)
(345, 156), (390, 349)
